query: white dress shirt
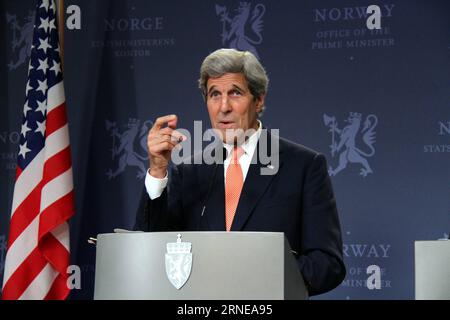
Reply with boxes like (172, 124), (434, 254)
(145, 121), (263, 200)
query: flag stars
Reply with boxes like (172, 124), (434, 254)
(28, 60), (35, 73)
(25, 81), (34, 95)
(36, 79), (48, 94)
(37, 58), (48, 72)
(50, 61), (61, 76)
(40, 0), (50, 9)
(36, 99), (47, 116)
(19, 141), (32, 159)
(35, 119), (46, 136)
(23, 100), (32, 116)
(38, 37), (51, 52)
(39, 17), (50, 33)
(49, 18), (56, 32)
(21, 121), (32, 137)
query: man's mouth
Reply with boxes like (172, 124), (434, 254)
(217, 121), (235, 129)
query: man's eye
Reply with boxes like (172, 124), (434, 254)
(210, 91), (220, 98)
(230, 90), (242, 96)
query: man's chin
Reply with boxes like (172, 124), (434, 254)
(213, 128), (247, 145)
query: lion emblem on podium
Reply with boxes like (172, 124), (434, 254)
(165, 234), (193, 290)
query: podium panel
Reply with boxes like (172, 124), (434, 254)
(94, 232), (308, 300)
(415, 240), (450, 300)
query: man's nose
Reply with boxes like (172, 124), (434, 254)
(219, 96), (232, 113)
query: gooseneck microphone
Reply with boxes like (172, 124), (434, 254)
(198, 147), (226, 230)
(200, 162), (219, 218)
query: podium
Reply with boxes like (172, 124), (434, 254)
(94, 232), (308, 300)
(415, 240), (450, 300)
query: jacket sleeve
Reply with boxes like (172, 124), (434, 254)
(134, 164), (184, 232)
(297, 153), (346, 295)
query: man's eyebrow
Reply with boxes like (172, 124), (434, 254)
(231, 84), (246, 92)
(207, 86), (217, 95)
(207, 84), (246, 94)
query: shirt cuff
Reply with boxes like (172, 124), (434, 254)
(145, 169), (168, 200)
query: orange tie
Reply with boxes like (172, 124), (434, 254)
(225, 147), (244, 231)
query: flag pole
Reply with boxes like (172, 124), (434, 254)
(56, 0), (64, 69)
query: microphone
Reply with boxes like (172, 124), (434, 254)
(200, 162), (219, 218)
(198, 147), (226, 229)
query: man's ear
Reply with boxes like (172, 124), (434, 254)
(256, 94), (266, 113)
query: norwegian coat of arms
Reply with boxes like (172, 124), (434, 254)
(165, 234), (193, 290)
(215, 2), (265, 59)
(105, 118), (152, 180)
(324, 112), (378, 177)
(6, 11), (35, 70)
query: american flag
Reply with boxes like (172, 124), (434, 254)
(2, 0), (74, 300)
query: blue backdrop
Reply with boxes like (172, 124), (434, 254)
(1, 0), (449, 299)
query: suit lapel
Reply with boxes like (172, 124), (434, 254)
(202, 148), (226, 231)
(231, 131), (284, 231)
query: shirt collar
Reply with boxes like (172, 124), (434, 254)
(223, 120), (262, 158)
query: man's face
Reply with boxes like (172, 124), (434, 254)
(206, 73), (265, 144)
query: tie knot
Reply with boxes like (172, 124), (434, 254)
(231, 146), (244, 164)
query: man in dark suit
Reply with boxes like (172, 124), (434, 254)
(135, 48), (346, 296)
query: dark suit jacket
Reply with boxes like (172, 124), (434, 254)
(135, 132), (346, 295)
